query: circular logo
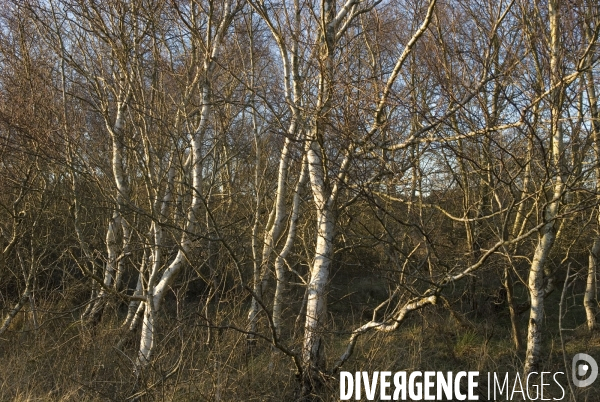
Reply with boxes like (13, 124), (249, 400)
(572, 353), (598, 388)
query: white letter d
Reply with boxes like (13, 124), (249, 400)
(340, 371), (353, 400)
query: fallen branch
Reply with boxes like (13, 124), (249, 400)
(332, 294), (437, 372)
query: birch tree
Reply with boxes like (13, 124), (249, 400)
(134, 0), (242, 367)
(298, 0), (438, 394)
(244, 0), (307, 341)
(27, 0), (244, 366)
(521, 0), (593, 374)
(4, 0), (600, 399)
(584, 18), (600, 331)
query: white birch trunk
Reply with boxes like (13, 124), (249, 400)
(302, 206), (334, 370)
(136, 93), (206, 366)
(124, 270), (144, 328)
(137, 297), (155, 367)
(525, 223), (556, 374)
(273, 154), (308, 335)
(108, 89), (131, 290)
(123, 245), (149, 329)
(246, 0), (303, 330)
(0, 283), (32, 335)
(246, 0), (303, 334)
(115, 218), (131, 291)
(247, 135), (294, 336)
(87, 86), (131, 322)
(585, 51), (600, 330)
(137, 146), (198, 365)
(87, 213), (119, 322)
(136, 3), (234, 366)
(586, 236), (599, 330)
(525, 0), (564, 374)
(300, 0), (338, 370)
(302, 137), (336, 387)
(105, 216), (118, 290)
(298, 1), (436, 388)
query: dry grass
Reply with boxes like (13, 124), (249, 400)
(1, 286), (599, 401)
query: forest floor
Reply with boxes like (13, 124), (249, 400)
(1, 274), (599, 401)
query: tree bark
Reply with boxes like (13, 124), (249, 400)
(136, 0), (236, 367)
(525, 0), (564, 375)
(585, 65), (600, 331)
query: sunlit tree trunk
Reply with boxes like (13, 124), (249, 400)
(585, 58), (600, 331)
(273, 153), (308, 336)
(246, 0), (303, 339)
(525, 0), (565, 374)
(302, 140), (336, 386)
(0, 276), (32, 335)
(136, 0), (237, 367)
(86, 85), (132, 323)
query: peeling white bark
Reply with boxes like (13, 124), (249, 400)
(105, 215), (118, 290)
